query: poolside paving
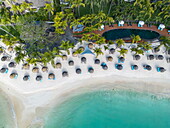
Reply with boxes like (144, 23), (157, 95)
(93, 24), (169, 37)
(74, 24), (169, 38)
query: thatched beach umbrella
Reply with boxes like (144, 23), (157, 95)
(10, 73), (18, 79)
(72, 51), (78, 57)
(62, 55), (67, 60)
(147, 55), (154, 60)
(0, 68), (8, 73)
(102, 65), (108, 70)
(157, 67), (166, 72)
(134, 55), (141, 60)
(32, 67), (39, 73)
(0, 48), (3, 54)
(23, 75), (30, 81)
(94, 59), (100, 64)
(56, 62), (62, 68)
(88, 67), (94, 73)
(153, 47), (160, 53)
(81, 57), (86, 63)
(119, 57), (125, 63)
(22, 63), (30, 70)
(107, 56), (113, 62)
(68, 60), (74, 66)
(88, 43), (94, 49)
(109, 48), (115, 54)
(79, 46), (85, 51)
(62, 71), (68, 77)
(8, 62), (16, 68)
(7, 46), (13, 52)
(76, 68), (81, 74)
(157, 55), (164, 60)
(1, 56), (7, 61)
(131, 65), (138, 70)
(36, 75), (42, 81)
(144, 65), (152, 71)
(48, 73), (55, 80)
(42, 66), (48, 72)
(115, 64), (123, 70)
(167, 49), (170, 55)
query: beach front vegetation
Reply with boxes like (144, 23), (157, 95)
(0, 0), (169, 65)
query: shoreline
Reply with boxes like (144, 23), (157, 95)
(0, 74), (170, 128)
(0, 41), (170, 127)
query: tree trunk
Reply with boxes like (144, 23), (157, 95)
(108, 0), (113, 16)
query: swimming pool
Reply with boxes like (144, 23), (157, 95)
(102, 29), (160, 40)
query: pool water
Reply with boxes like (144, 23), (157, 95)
(102, 29), (160, 40)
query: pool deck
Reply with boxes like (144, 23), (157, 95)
(74, 24), (169, 38)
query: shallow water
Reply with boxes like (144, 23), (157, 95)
(0, 92), (15, 128)
(44, 90), (170, 128)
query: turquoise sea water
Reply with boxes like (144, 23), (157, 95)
(0, 92), (15, 128)
(44, 90), (170, 128)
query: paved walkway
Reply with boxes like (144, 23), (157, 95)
(74, 24), (169, 38)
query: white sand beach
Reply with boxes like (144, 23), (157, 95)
(0, 40), (170, 128)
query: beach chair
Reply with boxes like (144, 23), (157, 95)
(168, 30), (170, 34)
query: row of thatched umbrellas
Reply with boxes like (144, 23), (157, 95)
(1, 63), (166, 81)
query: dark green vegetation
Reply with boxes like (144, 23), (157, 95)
(0, 0), (169, 65)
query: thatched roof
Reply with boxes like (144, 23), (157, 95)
(32, 67), (39, 73)
(62, 55), (67, 60)
(72, 51), (78, 57)
(22, 63), (30, 70)
(88, 67), (94, 73)
(109, 48), (115, 54)
(23, 75), (30, 81)
(88, 43), (94, 49)
(153, 47), (160, 53)
(1, 56), (7, 61)
(119, 57), (125, 62)
(158, 67), (166, 72)
(48, 73), (55, 79)
(132, 65), (138, 70)
(8, 62), (16, 68)
(107, 56), (113, 61)
(62, 71), (68, 77)
(94, 59), (100, 64)
(144, 65), (152, 71)
(8, 47), (13, 52)
(0, 68), (8, 73)
(76, 68), (81, 74)
(148, 55), (154, 60)
(134, 55), (141, 60)
(116, 64), (123, 70)
(42, 66), (48, 72)
(10, 73), (18, 79)
(102, 65), (108, 70)
(157, 55), (164, 60)
(81, 57), (86, 63)
(68, 60), (74, 66)
(36, 75), (42, 81)
(56, 62), (62, 68)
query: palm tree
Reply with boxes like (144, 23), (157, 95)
(115, 39), (125, 48)
(94, 48), (103, 58)
(74, 48), (83, 55)
(138, 42), (152, 51)
(70, 0), (85, 17)
(59, 41), (74, 55)
(44, 2), (54, 20)
(131, 47), (144, 55)
(118, 48), (128, 57)
(129, 35), (141, 48)
(157, 36), (170, 52)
